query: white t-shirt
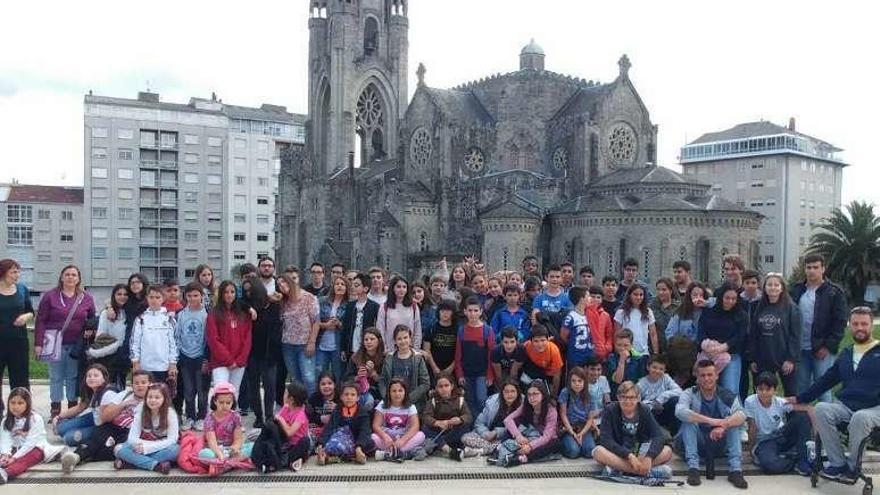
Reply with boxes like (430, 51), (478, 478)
(588, 376), (611, 414)
(374, 401), (418, 437)
(614, 308), (656, 354)
(744, 395), (792, 441)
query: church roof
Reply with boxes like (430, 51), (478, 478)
(377, 209), (401, 227)
(520, 39), (545, 55)
(552, 84), (611, 120)
(422, 88), (494, 125)
(550, 191), (758, 216)
(480, 192), (547, 220)
(689, 120), (839, 150)
(589, 166), (689, 187)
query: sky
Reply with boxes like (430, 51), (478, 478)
(1, 0), (877, 205)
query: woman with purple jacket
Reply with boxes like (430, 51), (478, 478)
(34, 265), (96, 419)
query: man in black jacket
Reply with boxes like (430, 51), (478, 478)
(790, 254), (848, 402)
(341, 273), (379, 360)
(592, 381), (673, 479)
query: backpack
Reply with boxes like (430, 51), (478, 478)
(456, 322), (492, 347)
(536, 311), (567, 354)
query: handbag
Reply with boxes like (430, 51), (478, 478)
(39, 291), (84, 362)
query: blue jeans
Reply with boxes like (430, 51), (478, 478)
(676, 421), (743, 471)
(315, 349), (343, 381)
(561, 431), (596, 458)
(281, 344), (316, 395)
(719, 354), (742, 400)
(115, 443), (179, 471)
(796, 350), (835, 403)
(49, 344), (79, 402)
(463, 376), (487, 416)
(57, 413), (95, 446)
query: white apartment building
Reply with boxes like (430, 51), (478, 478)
(84, 92), (304, 299)
(680, 119), (847, 276)
(0, 184), (85, 295)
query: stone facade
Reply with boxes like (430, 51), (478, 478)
(279, 1), (761, 282)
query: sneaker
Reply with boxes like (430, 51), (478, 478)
(795, 459), (812, 477)
(194, 419), (205, 432)
(821, 464), (849, 480)
(449, 448), (463, 462)
(440, 444), (452, 455)
(838, 467), (859, 484)
(316, 448), (328, 466)
(154, 461), (171, 475)
(181, 418), (194, 431)
(290, 458), (303, 472)
(113, 459), (133, 470)
(61, 451), (80, 474)
(375, 450), (386, 461)
(354, 447), (367, 464)
(0, 467), (8, 484)
(648, 465), (673, 479)
(740, 429), (749, 444)
(412, 448), (428, 461)
(462, 447), (482, 458)
(686, 468), (701, 486)
(727, 471), (748, 489)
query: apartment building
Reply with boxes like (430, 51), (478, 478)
(680, 119), (847, 276)
(0, 183), (85, 295)
(84, 92), (304, 299)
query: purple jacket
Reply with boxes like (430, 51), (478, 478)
(34, 288), (96, 346)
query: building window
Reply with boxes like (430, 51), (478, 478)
(750, 163), (763, 169)
(185, 153), (199, 164)
(118, 229), (133, 239)
(208, 193), (222, 203)
(92, 247), (107, 259)
(92, 207), (107, 219)
(184, 134), (199, 145)
(234, 233), (246, 241)
(233, 251), (247, 261)
(60, 232), (74, 242)
(678, 245), (687, 261)
(606, 247), (615, 276)
(93, 268), (107, 279)
(92, 228), (108, 239)
(7, 205), (33, 223)
(91, 187), (108, 199)
(61, 211), (73, 221)
(6, 226), (33, 246)
(185, 192), (198, 204)
(257, 159), (268, 171)
(256, 214), (269, 224)
(502, 247), (510, 270)
(208, 154), (222, 164)
(764, 255), (775, 263)
(256, 233), (269, 242)
(234, 195), (247, 208)
(118, 168), (134, 179)
(118, 247), (134, 259)
(256, 197), (269, 205)
(37, 209), (50, 219)
(235, 176), (246, 185)
(118, 207), (133, 220)
(234, 214), (246, 223)
(37, 252), (51, 262)
(184, 231), (198, 242)
(91, 167), (108, 178)
(184, 211), (198, 222)
(184, 173), (199, 184)
(258, 177), (269, 187)
(92, 147), (107, 159)
(118, 189), (134, 200)
(118, 150), (133, 161)
(92, 127), (108, 138)
(642, 248), (650, 280)
(118, 129), (134, 140)
(207, 175), (222, 185)
(750, 181), (764, 188)
(207, 231), (222, 240)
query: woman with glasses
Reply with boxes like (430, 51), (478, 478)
(592, 381), (673, 479)
(489, 379), (560, 467)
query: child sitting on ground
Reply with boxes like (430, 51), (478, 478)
(316, 381), (375, 465)
(198, 382), (254, 476)
(371, 378), (425, 461)
(744, 372), (812, 475)
(637, 354), (682, 435)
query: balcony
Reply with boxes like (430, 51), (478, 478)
(140, 141), (178, 150)
(139, 239), (178, 248)
(139, 160), (178, 170)
(139, 198), (178, 208)
(139, 219), (179, 228)
(139, 257), (179, 266)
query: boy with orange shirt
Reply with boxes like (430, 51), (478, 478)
(521, 324), (563, 396)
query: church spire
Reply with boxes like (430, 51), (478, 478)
(617, 54), (631, 79)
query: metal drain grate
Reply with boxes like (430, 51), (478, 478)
(11, 470), (595, 485)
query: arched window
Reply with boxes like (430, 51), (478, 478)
(606, 247), (615, 276)
(363, 17), (378, 56)
(642, 248), (650, 280)
(720, 248), (729, 283)
(678, 245), (687, 261)
(356, 84), (385, 163)
(419, 231), (428, 252)
(502, 247), (510, 270)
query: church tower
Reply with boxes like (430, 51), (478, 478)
(307, 0), (409, 174)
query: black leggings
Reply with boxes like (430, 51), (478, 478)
(0, 337), (30, 408)
(423, 425), (468, 450)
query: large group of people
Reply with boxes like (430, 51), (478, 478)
(0, 252), (876, 488)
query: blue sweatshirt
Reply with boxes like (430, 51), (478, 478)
(175, 306), (207, 359)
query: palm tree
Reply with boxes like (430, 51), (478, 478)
(806, 201), (880, 305)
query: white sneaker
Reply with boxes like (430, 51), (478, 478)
(181, 418), (194, 431)
(649, 465), (673, 479)
(1, 467), (8, 484)
(61, 451), (80, 474)
(194, 419), (205, 431)
(375, 450), (386, 461)
(462, 447), (482, 458)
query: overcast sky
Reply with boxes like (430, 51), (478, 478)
(1, 0), (876, 205)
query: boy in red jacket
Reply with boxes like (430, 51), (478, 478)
(586, 286), (614, 362)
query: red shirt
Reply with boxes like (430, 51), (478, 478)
(206, 310), (252, 369)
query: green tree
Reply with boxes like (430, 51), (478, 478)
(806, 200), (880, 305)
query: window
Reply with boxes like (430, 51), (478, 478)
(92, 127), (108, 138)
(234, 138), (247, 149)
(257, 251), (269, 259)
(809, 200), (815, 209)
(91, 187), (108, 198)
(6, 205), (33, 223)
(60, 232), (74, 242)
(234, 195), (247, 208)
(801, 160), (807, 171)
(207, 214), (221, 223)
(185, 153), (199, 164)
(751, 163), (764, 169)
(184, 211), (198, 222)
(234, 214), (246, 223)
(234, 232), (246, 241)
(118, 207), (133, 220)
(711, 184), (722, 192)
(61, 210), (73, 221)
(118, 168), (134, 179)
(234, 158), (246, 168)
(118, 229), (133, 239)
(6, 226), (33, 246)
(235, 176), (246, 185)
(118, 149), (133, 161)
(257, 233), (269, 242)
(207, 193), (222, 203)
(184, 134), (199, 145)
(207, 175), (222, 185)
(93, 268), (107, 279)
(118, 247), (134, 259)
(38, 209), (50, 219)
(91, 167), (108, 178)
(118, 129), (134, 139)
(800, 219), (806, 226)
(37, 252), (51, 262)
(256, 197), (269, 205)
(185, 249), (198, 259)
(764, 255), (775, 263)
(765, 199), (777, 206)
(749, 200), (764, 207)
(750, 181), (764, 188)
(207, 231), (222, 240)
(118, 188), (134, 200)
(184, 231), (198, 242)
(208, 249), (222, 259)
(92, 207), (107, 219)
(92, 147), (107, 159)
(256, 214), (269, 224)
(184, 268), (196, 278)
(256, 159), (268, 171)
(92, 247), (107, 259)
(208, 137), (222, 147)
(233, 251), (247, 261)
(92, 228), (108, 239)
(208, 155), (222, 164)
(258, 177), (269, 187)
(184, 173), (199, 184)
(185, 192), (198, 204)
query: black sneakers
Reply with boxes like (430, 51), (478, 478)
(727, 471), (748, 489)
(686, 468), (702, 486)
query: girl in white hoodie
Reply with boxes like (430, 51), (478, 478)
(130, 286), (178, 383)
(0, 388), (63, 484)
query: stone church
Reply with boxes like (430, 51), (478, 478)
(278, 0), (761, 284)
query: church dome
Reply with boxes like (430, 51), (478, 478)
(520, 38), (544, 55)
